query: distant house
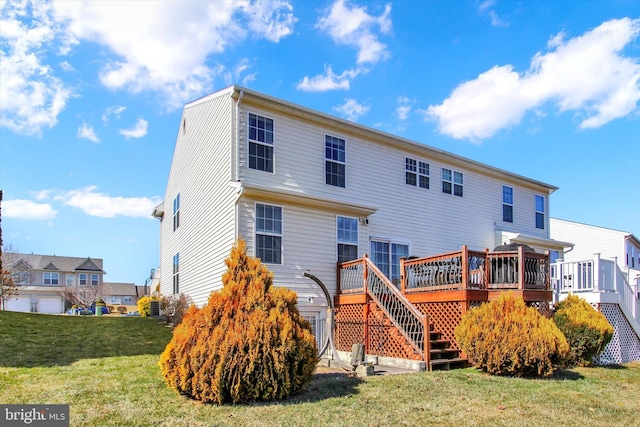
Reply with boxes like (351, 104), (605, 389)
(550, 218), (640, 364)
(2, 253), (105, 314)
(153, 85), (571, 369)
(101, 282), (150, 314)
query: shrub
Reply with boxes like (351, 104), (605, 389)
(138, 296), (152, 317)
(553, 294), (614, 367)
(455, 293), (569, 377)
(159, 293), (193, 328)
(159, 239), (318, 404)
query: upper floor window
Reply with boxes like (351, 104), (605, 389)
(503, 186), (514, 223)
(66, 274), (74, 287)
(337, 216), (358, 263)
(173, 193), (180, 231)
(173, 253), (180, 294)
(442, 168), (463, 197)
(44, 272), (59, 285)
(79, 273), (87, 286)
(248, 113), (274, 173)
(12, 270), (30, 285)
(255, 203), (282, 264)
(325, 135), (346, 188)
(406, 158), (429, 189)
(91, 274), (99, 286)
(535, 195), (545, 229)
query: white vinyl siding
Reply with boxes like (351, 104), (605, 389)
(159, 91), (237, 306)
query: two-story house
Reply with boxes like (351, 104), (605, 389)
(3, 253), (105, 314)
(154, 85), (570, 369)
(550, 218), (640, 364)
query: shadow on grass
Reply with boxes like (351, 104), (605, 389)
(0, 311), (173, 368)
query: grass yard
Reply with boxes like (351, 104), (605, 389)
(1, 310), (639, 427)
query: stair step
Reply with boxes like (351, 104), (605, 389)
(429, 357), (468, 371)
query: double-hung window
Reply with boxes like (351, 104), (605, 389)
(255, 204), (282, 264)
(337, 216), (358, 263)
(406, 158), (429, 189)
(442, 168), (463, 197)
(79, 273), (87, 286)
(370, 240), (409, 285)
(91, 274), (99, 286)
(535, 195), (545, 229)
(503, 186), (514, 223)
(248, 113), (274, 172)
(173, 253), (180, 294)
(173, 193), (180, 231)
(44, 272), (59, 285)
(325, 135), (346, 188)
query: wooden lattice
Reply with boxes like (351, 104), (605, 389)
(415, 302), (463, 351)
(334, 304), (364, 352)
(367, 303), (422, 360)
(527, 301), (552, 318)
(595, 303), (640, 365)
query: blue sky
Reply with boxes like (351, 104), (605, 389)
(1, 0), (638, 285)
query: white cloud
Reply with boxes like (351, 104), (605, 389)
(426, 18), (640, 141)
(297, 66), (360, 92)
(119, 119), (148, 139)
(59, 61), (74, 71)
(3, 199), (58, 220)
(0, 1), (74, 136)
(478, 0), (495, 13)
(396, 97), (411, 120)
(101, 105), (127, 125)
(77, 122), (100, 143)
(317, 0), (392, 65)
(54, 185), (161, 218)
(334, 98), (369, 121)
(51, 0), (296, 109)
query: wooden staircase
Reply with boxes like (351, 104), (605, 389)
(428, 327), (467, 371)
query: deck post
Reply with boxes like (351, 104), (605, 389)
(461, 245), (469, 290)
(484, 248), (490, 289)
(400, 257), (406, 294)
(518, 246), (525, 290)
(336, 262), (342, 295)
(363, 300), (370, 356)
(423, 315), (430, 367)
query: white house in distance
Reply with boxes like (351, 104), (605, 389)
(550, 218), (640, 364)
(153, 85), (571, 356)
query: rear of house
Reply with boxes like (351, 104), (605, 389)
(155, 86), (568, 357)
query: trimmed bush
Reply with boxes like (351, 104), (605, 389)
(138, 296), (152, 317)
(159, 240), (318, 404)
(455, 293), (569, 377)
(553, 294), (614, 367)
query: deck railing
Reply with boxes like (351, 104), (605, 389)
(338, 256), (428, 361)
(487, 249), (549, 289)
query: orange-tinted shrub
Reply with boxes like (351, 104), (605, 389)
(159, 240), (318, 404)
(455, 292), (569, 377)
(553, 294), (614, 366)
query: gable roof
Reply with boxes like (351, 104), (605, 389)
(10, 253), (105, 273)
(102, 282), (136, 296)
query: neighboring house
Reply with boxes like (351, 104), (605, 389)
(154, 85), (570, 369)
(101, 282), (143, 314)
(550, 218), (640, 364)
(3, 253), (105, 314)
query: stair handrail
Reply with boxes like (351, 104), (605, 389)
(362, 256), (429, 362)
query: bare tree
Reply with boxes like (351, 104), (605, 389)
(57, 283), (104, 308)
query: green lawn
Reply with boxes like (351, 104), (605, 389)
(1, 310), (639, 427)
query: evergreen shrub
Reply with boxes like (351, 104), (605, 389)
(553, 294), (614, 366)
(137, 296), (151, 317)
(455, 292), (569, 376)
(159, 240), (318, 404)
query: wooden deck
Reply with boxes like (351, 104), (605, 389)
(334, 246), (552, 370)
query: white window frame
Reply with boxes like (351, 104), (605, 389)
(503, 185), (514, 223)
(173, 253), (180, 294)
(337, 216), (358, 263)
(255, 203), (283, 265)
(405, 158), (429, 189)
(370, 238), (410, 285)
(44, 272), (59, 285)
(248, 112), (274, 173)
(66, 274), (74, 287)
(79, 273), (87, 286)
(91, 274), (99, 286)
(442, 168), (463, 197)
(535, 195), (545, 229)
(325, 134), (346, 188)
(173, 193), (180, 231)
